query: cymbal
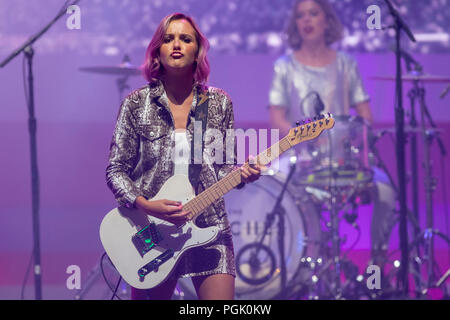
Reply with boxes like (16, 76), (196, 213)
(370, 74), (450, 83)
(376, 126), (444, 134)
(79, 62), (142, 76)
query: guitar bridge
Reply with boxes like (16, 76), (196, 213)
(138, 249), (174, 280)
(132, 223), (163, 257)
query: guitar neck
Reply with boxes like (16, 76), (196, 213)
(184, 135), (293, 219)
(183, 114), (335, 220)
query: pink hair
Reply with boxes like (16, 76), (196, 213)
(142, 13), (210, 84)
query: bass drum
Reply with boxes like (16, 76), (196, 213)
(177, 173), (322, 300)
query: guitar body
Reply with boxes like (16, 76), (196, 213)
(99, 175), (220, 289)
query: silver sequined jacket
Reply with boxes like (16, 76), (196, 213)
(106, 79), (236, 213)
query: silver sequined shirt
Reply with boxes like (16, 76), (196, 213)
(269, 51), (370, 121)
(106, 80), (237, 279)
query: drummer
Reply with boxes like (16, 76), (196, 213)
(268, 0), (395, 272)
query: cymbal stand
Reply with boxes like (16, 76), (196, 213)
(311, 132), (347, 299)
(329, 181), (342, 298)
(407, 78), (425, 295)
(117, 76), (130, 102)
(419, 82), (437, 288)
(73, 55), (134, 300)
(116, 54), (132, 102)
(407, 79), (449, 296)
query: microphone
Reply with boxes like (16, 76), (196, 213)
(440, 84), (450, 99)
(299, 91), (325, 118)
(369, 129), (387, 146)
(313, 92), (325, 116)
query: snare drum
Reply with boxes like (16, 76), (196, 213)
(296, 115), (374, 188)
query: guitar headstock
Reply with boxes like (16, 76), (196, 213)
(287, 114), (335, 146)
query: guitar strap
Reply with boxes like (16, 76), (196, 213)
(188, 86), (209, 194)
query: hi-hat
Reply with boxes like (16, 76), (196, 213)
(79, 62), (142, 76)
(370, 74), (450, 83)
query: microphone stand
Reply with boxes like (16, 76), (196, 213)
(0, 0), (82, 300)
(383, 0), (416, 297)
(254, 160), (296, 299)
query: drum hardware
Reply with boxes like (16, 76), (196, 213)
(406, 77), (448, 297)
(236, 243), (277, 286)
(406, 229), (450, 297)
(177, 172), (322, 300)
(72, 54), (143, 300)
(79, 54), (142, 102)
(300, 176), (366, 299)
(295, 115), (374, 189)
(236, 160), (297, 299)
(325, 185), (351, 298)
(326, 126), (361, 299)
(440, 84), (450, 99)
(369, 135), (398, 195)
(407, 75), (425, 296)
(78, 54), (142, 76)
(372, 67), (449, 298)
(284, 115), (380, 299)
(293, 200), (366, 300)
(304, 186), (331, 203)
(370, 74), (450, 84)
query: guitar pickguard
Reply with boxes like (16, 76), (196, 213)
(132, 223), (163, 257)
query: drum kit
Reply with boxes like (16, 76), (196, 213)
(75, 57), (449, 300)
(218, 72), (449, 300)
(221, 115), (380, 300)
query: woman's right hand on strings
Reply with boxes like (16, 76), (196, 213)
(134, 196), (191, 224)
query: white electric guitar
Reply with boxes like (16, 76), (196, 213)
(99, 115), (335, 289)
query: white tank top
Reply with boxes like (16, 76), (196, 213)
(173, 130), (190, 176)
